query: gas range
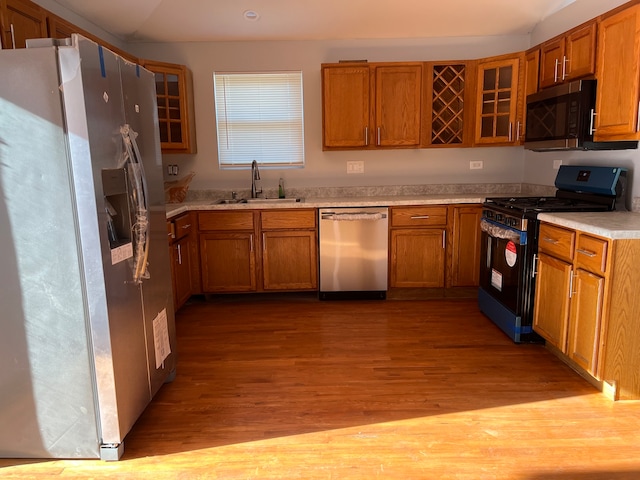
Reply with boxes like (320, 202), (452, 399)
(483, 165), (627, 232)
(482, 194), (613, 231)
(478, 165), (628, 343)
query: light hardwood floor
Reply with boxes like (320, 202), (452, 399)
(2, 294), (640, 479)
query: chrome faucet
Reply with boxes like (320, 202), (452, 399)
(251, 160), (262, 198)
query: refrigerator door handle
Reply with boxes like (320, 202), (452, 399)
(121, 124), (150, 284)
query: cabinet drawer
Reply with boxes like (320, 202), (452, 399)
(538, 223), (575, 261)
(198, 211), (255, 231)
(575, 233), (608, 276)
(173, 213), (193, 240)
(261, 209), (316, 230)
(167, 220), (175, 242)
(391, 206), (448, 227)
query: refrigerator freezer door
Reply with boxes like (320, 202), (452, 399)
(0, 47), (102, 458)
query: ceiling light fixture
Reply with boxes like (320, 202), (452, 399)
(244, 10), (259, 21)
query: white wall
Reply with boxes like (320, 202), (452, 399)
(132, 37), (530, 192)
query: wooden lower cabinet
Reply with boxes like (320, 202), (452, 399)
(389, 206), (447, 288)
(262, 231), (317, 290)
(389, 204), (482, 292)
(534, 224), (604, 371)
(260, 209), (317, 291)
(199, 210), (257, 293)
(390, 228), (445, 287)
(567, 269), (605, 374)
(533, 252), (572, 351)
(448, 205), (482, 287)
(200, 232), (257, 292)
(198, 209), (317, 293)
(167, 212), (198, 311)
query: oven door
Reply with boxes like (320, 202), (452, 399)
(479, 218), (527, 314)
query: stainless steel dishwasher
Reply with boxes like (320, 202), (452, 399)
(319, 207), (389, 299)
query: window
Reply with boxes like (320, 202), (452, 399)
(213, 71), (305, 169)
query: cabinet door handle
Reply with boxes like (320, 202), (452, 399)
(554, 58), (560, 83)
(508, 122), (512, 142)
(576, 248), (596, 258)
(442, 230), (446, 249)
(10, 24), (16, 49)
(636, 103), (640, 133)
(410, 215), (430, 220)
(543, 236), (559, 245)
(561, 56), (568, 81)
(177, 244), (183, 265)
(181, 224), (191, 229)
(364, 127), (369, 146)
(532, 253), (539, 278)
(377, 127), (381, 146)
(569, 270), (576, 298)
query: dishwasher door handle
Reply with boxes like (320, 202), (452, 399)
(321, 212), (387, 221)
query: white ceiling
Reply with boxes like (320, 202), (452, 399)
(50, 0), (577, 43)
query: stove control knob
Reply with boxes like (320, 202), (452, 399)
(484, 210), (493, 219)
(495, 214), (503, 222)
(509, 218), (518, 227)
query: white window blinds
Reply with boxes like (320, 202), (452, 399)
(213, 71), (305, 168)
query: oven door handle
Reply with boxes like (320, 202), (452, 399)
(480, 218), (524, 244)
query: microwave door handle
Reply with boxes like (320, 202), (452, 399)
(589, 109), (596, 135)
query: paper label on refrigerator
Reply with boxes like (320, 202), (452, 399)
(153, 308), (171, 369)
(491, 268), (503, 291)
(110, 242), (133, 265)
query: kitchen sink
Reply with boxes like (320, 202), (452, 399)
(245, 197), (303, 203)
(213, 198), (248, 204)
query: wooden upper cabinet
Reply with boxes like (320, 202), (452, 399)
(47, 13), (138, 64)
(0, 0), (47, 49)
(321, 62), (422, 150)
(374, 64), (422, 147)
(539, 22), (596, 89)
(474, 53), (523, 145)
(322, 64), (370, 148)
(143, 60), (197, 154)
(594, 4), (640, 142)
(423, 61), (475, 147)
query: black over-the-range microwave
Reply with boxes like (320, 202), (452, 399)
(524, 79), (638, 151)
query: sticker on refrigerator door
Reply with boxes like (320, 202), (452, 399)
(153, 308), (172, 369)
(110, 242), (133, 265)
(491, 268), (503, 291)
(505, 240), (517, 267)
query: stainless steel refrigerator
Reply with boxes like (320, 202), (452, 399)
(0, 35), (177, 460)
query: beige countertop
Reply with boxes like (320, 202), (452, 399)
(165, 194), (487, 218)
(537, 211), (640, 240)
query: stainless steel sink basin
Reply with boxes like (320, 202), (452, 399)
(213, 198), (247, 204)
(245, 197), (303, 203)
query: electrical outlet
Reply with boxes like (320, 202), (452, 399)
(470, 161), (483, 170)
(347, 161), (364, 174)
(553, 160), (563, 169)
